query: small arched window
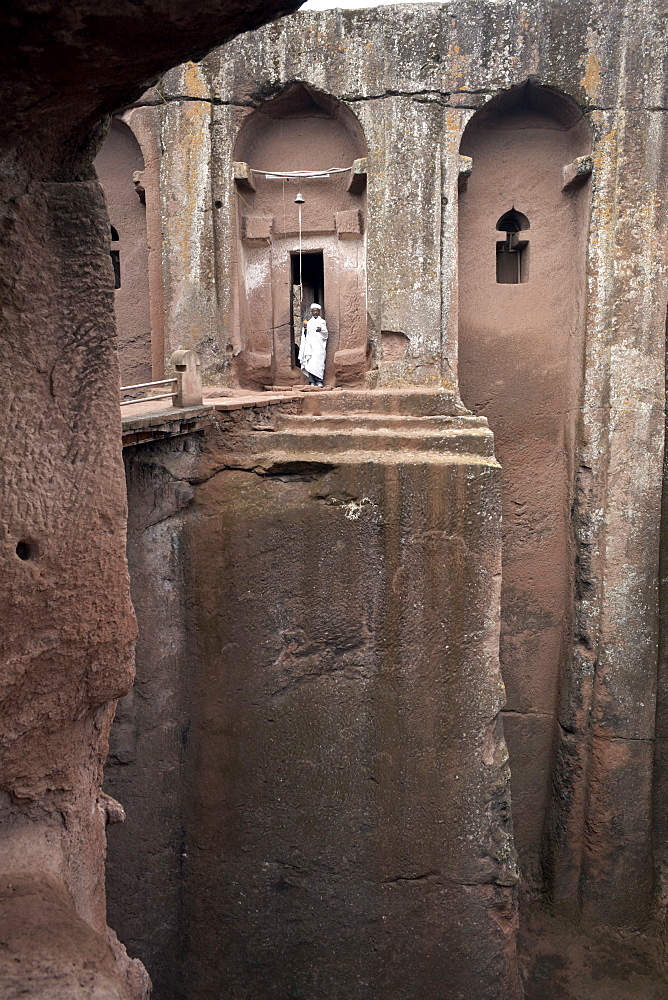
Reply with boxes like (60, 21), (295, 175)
(110, 225), (121, 289)
(496, 209), (529, 284)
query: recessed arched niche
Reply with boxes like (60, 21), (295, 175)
(94, 118), (152, 387)
(232, 83), (368, 387)
(457, 82), (592, 869)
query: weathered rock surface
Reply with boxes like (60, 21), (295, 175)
(114, 393), (522, 1000)
(5, 0), (668, 995)
(128, 0), (668, 926)
(103, 442), (196, 997)
(0, 874), (133, 1000)
(0, 1), (302, 997)
(104, 2), (668, 996)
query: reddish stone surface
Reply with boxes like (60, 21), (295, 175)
(0, 1), (303, 996)
(95, 120), (152, 389)
(0, 875), (135, 1000)
(5, 1), (668, 997)
(0, 178), (140, 998)
(113, 393), (522, 1000)
(457, 85), (592, 879)
(232, 84), (368, 388)
(102, 4), (668, 995)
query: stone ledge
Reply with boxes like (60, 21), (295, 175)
(121, 405), (214, 447)
(208, 393), (302, 410)
(251, 407), (497, 465)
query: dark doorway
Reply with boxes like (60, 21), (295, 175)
(110, 225), (121, 289)
(291, 251), (324, 368)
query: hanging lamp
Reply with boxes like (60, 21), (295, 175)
(295, 191), (304, 303)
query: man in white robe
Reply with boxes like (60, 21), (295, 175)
(300, 303), (328, 386)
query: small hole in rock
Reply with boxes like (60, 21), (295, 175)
(16, 540), (34, 560)
(214, 200), (223, 209)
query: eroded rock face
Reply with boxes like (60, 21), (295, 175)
(0, 874), (133, 1000)
(103, 2), (668, 995)
(115, 393), (523, 1000)
(112, 0), (668, 922)
(0, 1), (301, 996)
(0, 176), (141, 998)
(6, 0), (668, 996)
(0, 1), (304, 183)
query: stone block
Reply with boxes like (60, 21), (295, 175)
(502, 711), (556, 875)
(348, 156), (368, 194)
(242, 214), (272, 244)
(562, 154), (593, 190)
(458, 154), (473, 191)
(171, 348), (203, 407)
(336, 208), (364, 239)
(175, 395), (522, 999)
(233, 160), (256, 192)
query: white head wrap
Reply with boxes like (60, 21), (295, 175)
(310, 303), (321, 310)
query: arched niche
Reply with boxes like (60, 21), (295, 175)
(232, 83), (368, 387)
(94, 117), (152, 387)
(457, 82), (592, 871)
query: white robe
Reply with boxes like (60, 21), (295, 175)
(300, 314), (328, 379)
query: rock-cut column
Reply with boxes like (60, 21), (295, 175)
(183, 389), (522, 1000)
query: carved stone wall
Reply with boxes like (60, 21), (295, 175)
(232, 84), (368, 388)
(116, 394), (522, 1000)
(108, 3), (668, 997)
(167, 2), (668, 932)
(4, 0), (668, 997)
(0, 1), (303, 996)
(458, 85), (592, 882)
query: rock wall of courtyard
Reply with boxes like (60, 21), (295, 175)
(113, 394), (523, 1000)
(116, 0), (668, 936)
(0, 0), (303, 996)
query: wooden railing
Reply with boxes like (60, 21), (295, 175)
(120, 377), (177, 406)
(120, 350), (203, 408)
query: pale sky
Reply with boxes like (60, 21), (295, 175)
(299, 0), (439, 9)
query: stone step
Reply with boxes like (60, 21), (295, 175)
(301, 387), (466, 417)
(275, 413), (489, 433)
(257, 424), (495, 458)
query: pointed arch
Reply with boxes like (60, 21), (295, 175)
(457, 80), (592, 880)
(496, 209), (530, 233)
(95, 118), (152, 386)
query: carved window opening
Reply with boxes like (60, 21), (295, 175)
(110, 225), (121, 289)
(496, 209), (529, 284)
(291, 251), (324, 368)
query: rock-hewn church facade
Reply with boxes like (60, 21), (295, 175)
(4, 1), (668, 998)
(91, 5), (668, 998)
